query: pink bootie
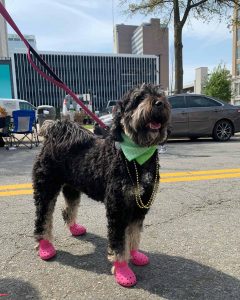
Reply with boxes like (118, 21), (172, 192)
(39, 239), (56, 260)
(69, 223), (86, 236)
(113, 261), (137, 287)
(130, 250), (149, 266)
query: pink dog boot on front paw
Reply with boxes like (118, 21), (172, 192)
(69, 223), (87, 236)
(39, 239), (56, 260)
(130, 250), (149, 266)
(113, 261), (137, 287)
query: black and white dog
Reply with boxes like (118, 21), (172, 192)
(33, 83), (171, 287)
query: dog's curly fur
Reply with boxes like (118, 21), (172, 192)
(33, 83), (170, 262)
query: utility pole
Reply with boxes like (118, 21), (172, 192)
(0, 0), (9, 58)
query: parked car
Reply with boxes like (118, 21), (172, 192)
(106, 100), (118, 114)
(93, 94), (240, 141)
(168, 94), (240, 141)
(0, 98), (36, 117)
(93, 113), (113, 137)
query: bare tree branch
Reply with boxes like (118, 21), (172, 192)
(180, 0), (192, 27)
(129, 0), (172, 13)
(189, 0), (209, 9)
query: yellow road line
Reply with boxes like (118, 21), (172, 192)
(0, 168), (240, 197)
(161, 172), (240, 183)
(161, 168), (240, 178)
(0, 183), (32, 191)
(0, 189), (33, 196)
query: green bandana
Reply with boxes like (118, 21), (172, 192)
(119, 133), (157, 165)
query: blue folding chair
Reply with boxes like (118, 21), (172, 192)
(11, 110), (39, 149)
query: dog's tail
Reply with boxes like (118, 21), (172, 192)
(41, 119), (95, 158)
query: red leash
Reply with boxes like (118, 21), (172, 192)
(0, 2), (107, 129)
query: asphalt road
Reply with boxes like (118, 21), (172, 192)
(1, 135), (240, 300)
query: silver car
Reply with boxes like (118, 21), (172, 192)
(94, 94), (240, 142)
(168, 94), (240, 141)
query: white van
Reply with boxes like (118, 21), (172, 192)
(0, 98), (36, 116)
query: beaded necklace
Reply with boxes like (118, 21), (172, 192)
(125, 155), (159, 209)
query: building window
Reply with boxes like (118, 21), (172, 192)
(237, 47), (240, 59)
(234, 82), (240, 96)
(237, 64), (240, 76)
(237, 28), (240, 42)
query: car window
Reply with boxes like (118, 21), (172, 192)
(19, 102), (35, 110)
(168, 96), (186, 109)
(186, 96), (222, 108)
(107, 100), (117, 107)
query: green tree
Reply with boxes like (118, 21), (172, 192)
(120, 0), (239, 94)
(204, 64), (232, 102)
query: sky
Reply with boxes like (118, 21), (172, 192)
(4, 0), (233, 86)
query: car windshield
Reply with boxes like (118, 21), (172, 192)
(19, 102), (36, 110)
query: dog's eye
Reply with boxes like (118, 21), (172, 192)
(155, 100), (164, 107)
(125, 99), (139, 111)
(134, 96), (145, 106)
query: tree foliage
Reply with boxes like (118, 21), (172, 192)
(204, 64), (232, 102)
(120, 0), (240, 94)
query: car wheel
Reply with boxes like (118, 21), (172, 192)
(212, 120), (233, 141)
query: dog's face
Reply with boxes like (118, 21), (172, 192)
(111, 84), (171, 147)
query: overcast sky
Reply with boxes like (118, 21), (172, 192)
(5, 0), (233, 85)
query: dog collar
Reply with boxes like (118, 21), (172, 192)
(119, 133), (157, 165)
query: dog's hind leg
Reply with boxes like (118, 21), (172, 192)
(62, 184), (86, 236)
(34, 184), (61, 242)
(33, 168), (62, 260)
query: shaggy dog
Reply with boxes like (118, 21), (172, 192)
(33, 83), (171, 287)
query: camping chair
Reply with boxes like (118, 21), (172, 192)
(10, 110), (39, 149)
(0, 116), (11, 150)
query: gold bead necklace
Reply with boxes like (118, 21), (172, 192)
(125, 155), (159, 209)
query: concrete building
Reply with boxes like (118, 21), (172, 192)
(232, 4), (240, 105)
(180, 67), (208, 94)
(114, 24), (137, 54)
(8, 34), (37, 53)
(11, 51), (159, 110)
(0, 0), (8, 58)
(114, 18), (169, 91)
(194, 67), (208, 94)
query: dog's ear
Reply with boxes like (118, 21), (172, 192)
(109, 85), (147, 141)
(110, 101), (124, 141)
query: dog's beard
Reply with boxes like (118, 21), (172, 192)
(121, 99), (170, 147)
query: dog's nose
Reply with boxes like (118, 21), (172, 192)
(155, 100), (163, 108)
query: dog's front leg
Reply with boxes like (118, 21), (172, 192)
(127, 220), (149, 267)
(107, 220), (143, 262)
(126, 220), (142, 255)
(106, 205), (138, 287)
(107, 216), (128, 263)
